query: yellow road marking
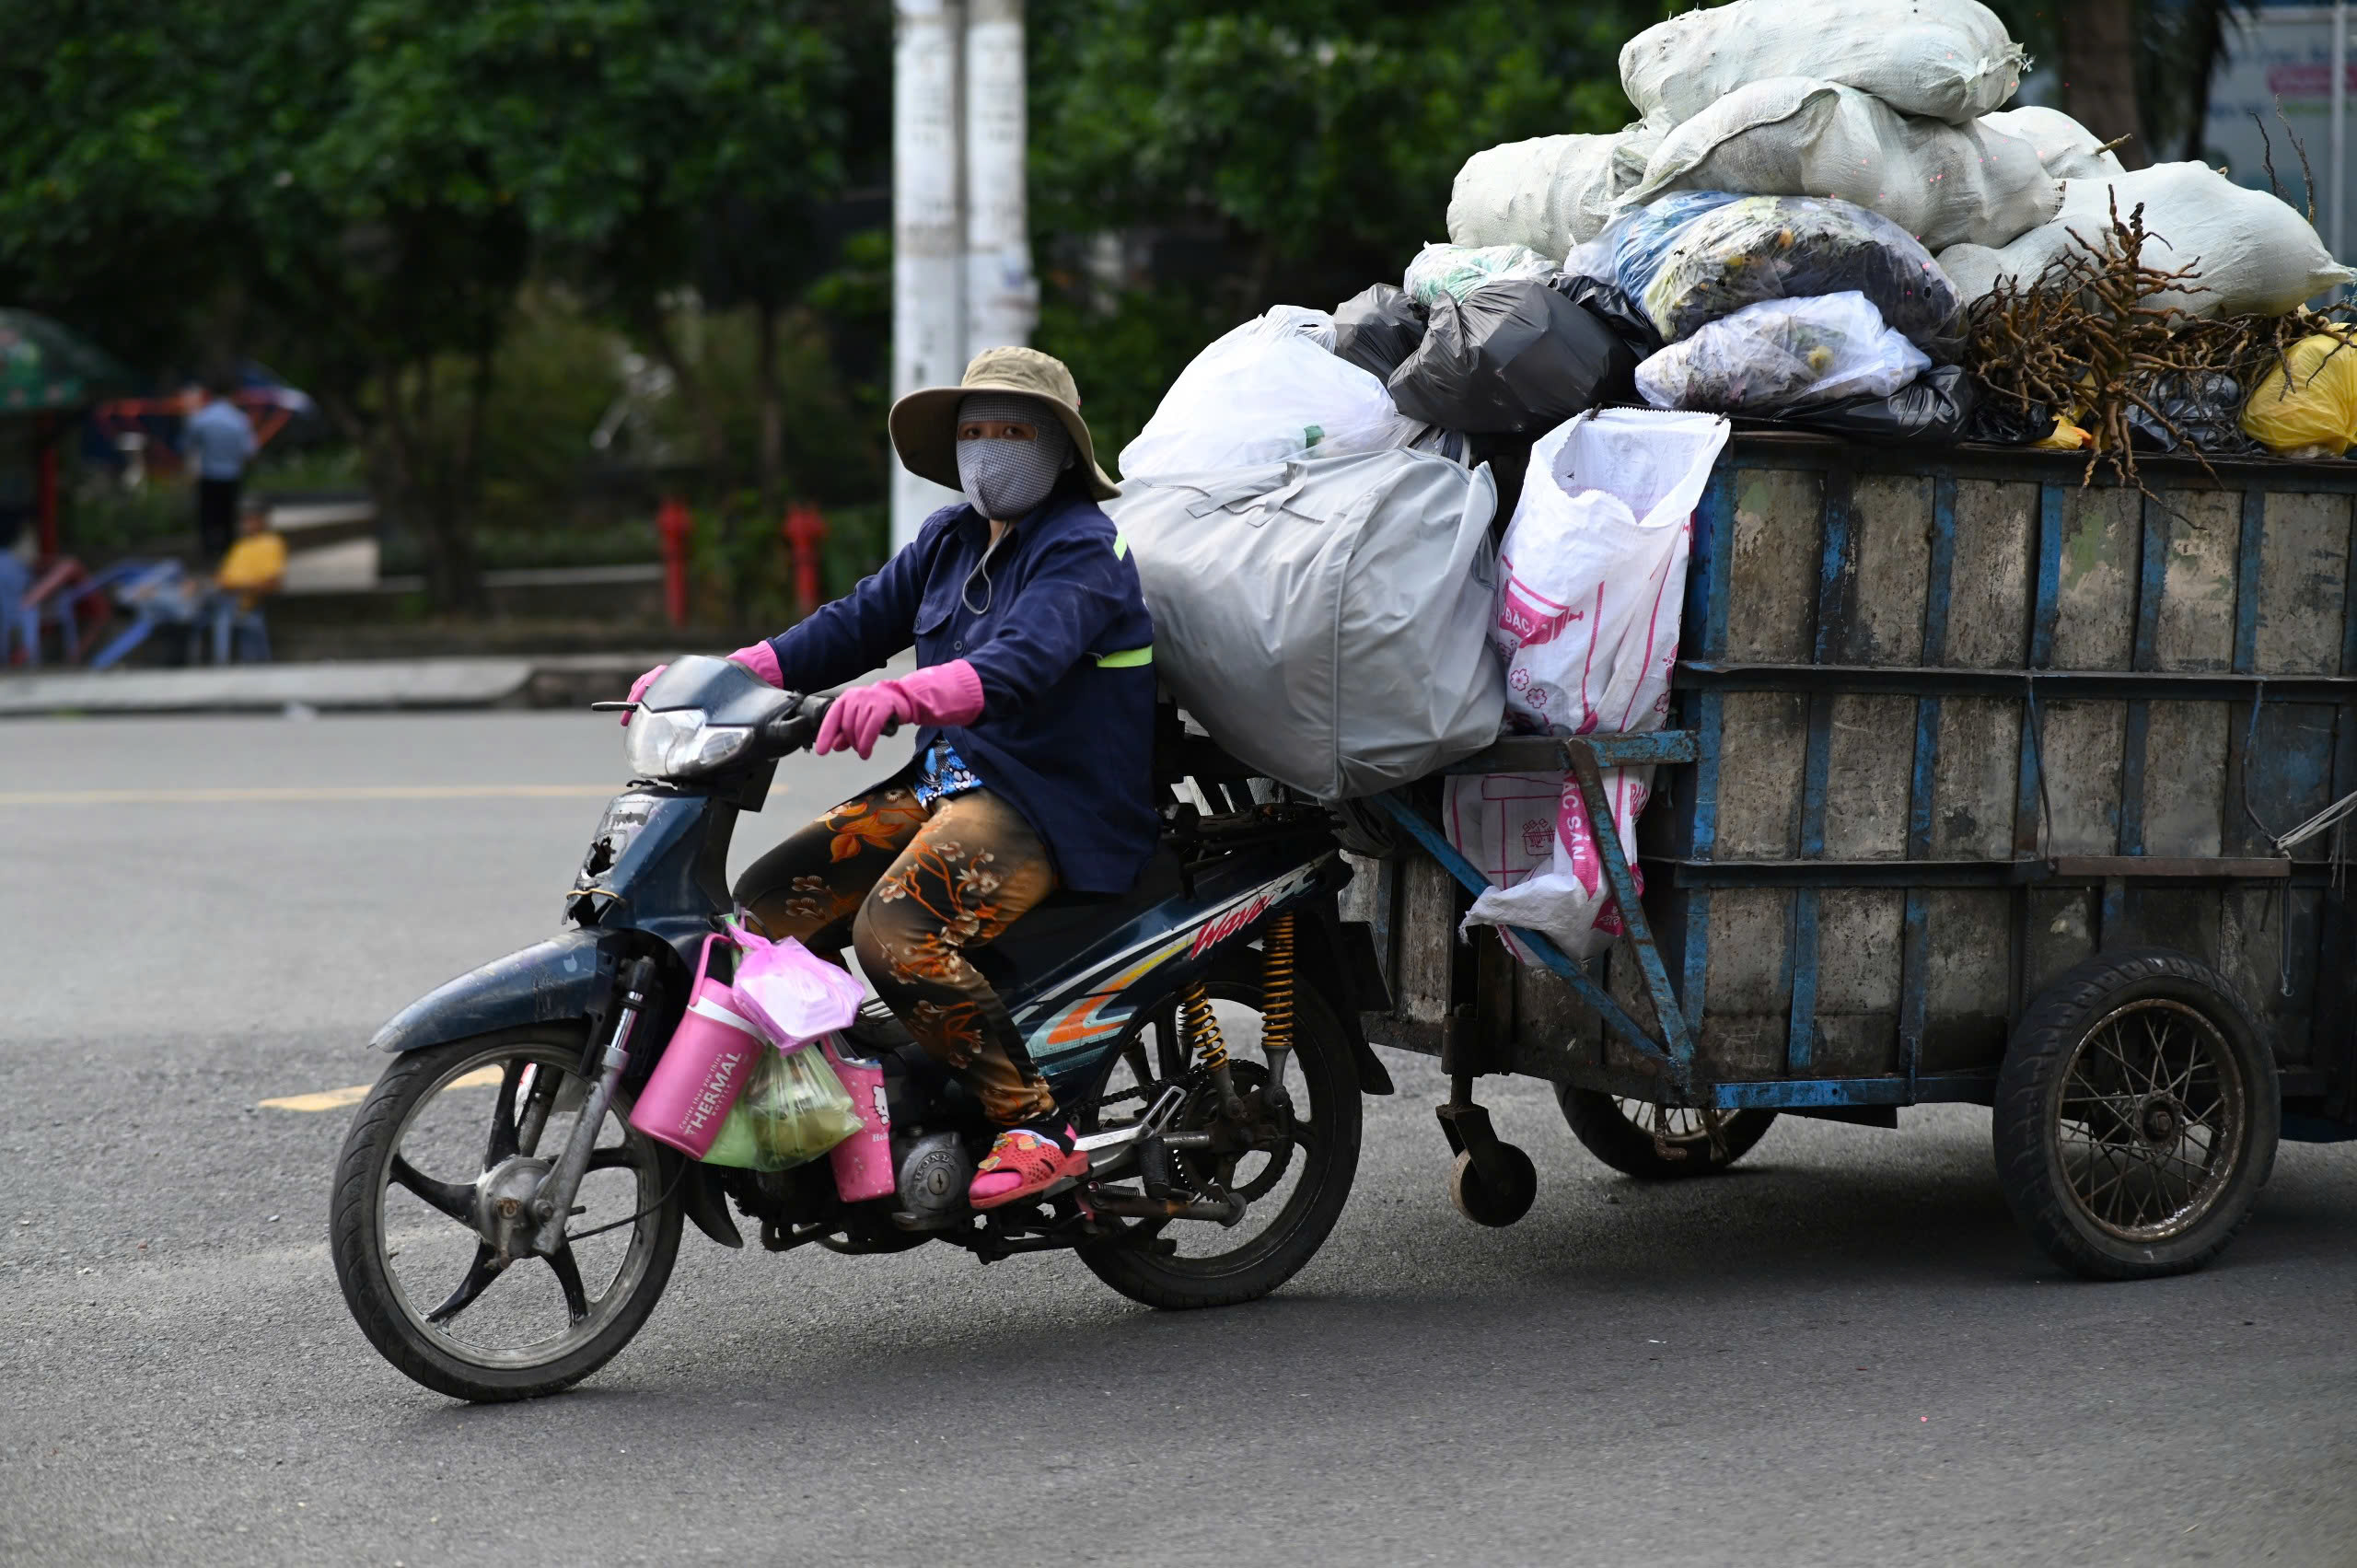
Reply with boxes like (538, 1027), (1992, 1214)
(261, 1065), (504, 1112)
(0, 784), (617, 807)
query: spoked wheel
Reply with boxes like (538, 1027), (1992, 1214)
(1558, 1088), (1777, 1179)
(331, 1028), (684, 1400)
(1077, 958), (1361, 1309)
(1995, 949), (2277, 1280)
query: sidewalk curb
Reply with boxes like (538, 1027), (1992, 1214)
(0, 654), (667, 718)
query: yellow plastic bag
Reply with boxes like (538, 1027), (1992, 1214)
(2034, 415), (2094, 450)
(2243, 330), (2357, 456)
(697, 1043), (863, 1171)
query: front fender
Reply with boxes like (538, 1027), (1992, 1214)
(372, 931), (619, 1052)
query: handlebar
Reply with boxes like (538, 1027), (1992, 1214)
(755, 693), (902, 756)
(596, 687), (901, 761)
(757, 692), (832, 753)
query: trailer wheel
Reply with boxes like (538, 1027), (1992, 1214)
(1558, 1090), (1777, 1179)
(1994, 948), (2278, 1281)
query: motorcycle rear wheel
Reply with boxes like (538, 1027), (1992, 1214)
(331, 1028), (683, 1402)
(1079, 960), (1361, 1310)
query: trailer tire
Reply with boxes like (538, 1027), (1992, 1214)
(1558, 1089), (1777, 1179)
(1994, 947), (2277, 1281)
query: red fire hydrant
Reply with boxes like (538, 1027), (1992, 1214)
(656, 496), (693, 628)
(784, 504), (829, 618)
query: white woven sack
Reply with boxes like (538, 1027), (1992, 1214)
(1979, 106), (2125, 181)
(1446, 122), (1666, 256)
(1622, 78), (2061, 251)
(1935, 161), (2356, 315)
(1934, 241), (2005, 301)
(1446, 408), (1730, 961)
(1621, 0), (2025, 127)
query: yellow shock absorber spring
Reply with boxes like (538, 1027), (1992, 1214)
(1183, 981), (1229, 1070)
(1261, 912), (1296, 1056)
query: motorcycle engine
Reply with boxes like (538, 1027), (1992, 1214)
(890, 1132), (972, 1230)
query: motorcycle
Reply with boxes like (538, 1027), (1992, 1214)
(330, 656), (1393, 1401)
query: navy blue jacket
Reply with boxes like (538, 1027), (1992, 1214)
(763, 487), (1159, 894)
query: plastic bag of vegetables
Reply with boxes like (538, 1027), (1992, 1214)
(1633, 292), (1929, 415)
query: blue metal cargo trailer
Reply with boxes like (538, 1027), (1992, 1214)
(1359, 432), (2357, 1278)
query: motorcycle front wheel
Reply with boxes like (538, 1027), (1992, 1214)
(330, 1027), (683, 1402)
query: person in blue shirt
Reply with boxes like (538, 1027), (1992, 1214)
(180, 378), (258, 563)
(627, 347), (1156, 1210)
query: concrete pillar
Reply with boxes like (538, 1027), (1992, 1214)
(891, 0), (969, 551)
(963, 0), (1038, 356)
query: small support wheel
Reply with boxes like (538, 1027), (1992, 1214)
(1448, 1144), (1537, 1228)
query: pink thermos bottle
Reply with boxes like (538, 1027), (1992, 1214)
(629, 936), (768, 1159)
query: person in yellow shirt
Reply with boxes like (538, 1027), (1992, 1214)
(215, 500), (286, 604)
(205, 499), (285, 661)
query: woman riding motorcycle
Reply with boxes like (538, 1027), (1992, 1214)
(629, 347), (1156, 1210)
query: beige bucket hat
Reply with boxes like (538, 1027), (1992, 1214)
(888, 345), (1120, 503)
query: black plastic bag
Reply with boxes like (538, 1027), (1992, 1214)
(1547, 272), (1665, 360)
(1789, 365), (1976, 445)
(1331, 284), (1427, 381)
(2127, 372), (2264, 457)
(1465, 431), (1538, 539)
(1963, 390), (2056, 446)
(1386, 279), (1634, 435)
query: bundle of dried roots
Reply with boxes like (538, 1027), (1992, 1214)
(1965, 195), (2356, 487)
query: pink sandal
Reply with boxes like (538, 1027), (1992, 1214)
(970, 1126), (1089, 1210)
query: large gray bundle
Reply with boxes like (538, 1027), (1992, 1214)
(1621, 77), (2060, 251)
(1446, 122), (1665, 256)
(1621, 0), (2025, 127)
(1107, 452), (1504, 800)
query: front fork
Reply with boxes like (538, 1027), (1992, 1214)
(530, 956), (657, 1256)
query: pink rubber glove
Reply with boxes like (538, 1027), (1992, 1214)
(621, 665), (666, 726)
(814, 660), (985, 760)
(621, 645), (781, 726)
(727, 642), (783, 685)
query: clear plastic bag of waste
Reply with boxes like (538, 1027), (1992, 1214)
(1634, 292), (1928, 414)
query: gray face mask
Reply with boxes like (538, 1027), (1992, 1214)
(955, 392), (1074, 521)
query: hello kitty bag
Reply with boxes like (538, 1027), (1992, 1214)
(1445, 408), (1728, 959)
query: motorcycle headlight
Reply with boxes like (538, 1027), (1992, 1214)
(623, 710), (753, 780)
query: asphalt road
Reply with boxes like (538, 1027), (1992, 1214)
(5, 710), (2357, 1567)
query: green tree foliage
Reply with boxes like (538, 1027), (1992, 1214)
(1027, 0), (1662, 459)
(0, 0), (879, 606)
(0, 0), (285, 366)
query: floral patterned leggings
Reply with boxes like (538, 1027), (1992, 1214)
(732, 783), (1060, 1125)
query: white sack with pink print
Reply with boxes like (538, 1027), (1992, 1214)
(1446, 407), (1729, 960)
